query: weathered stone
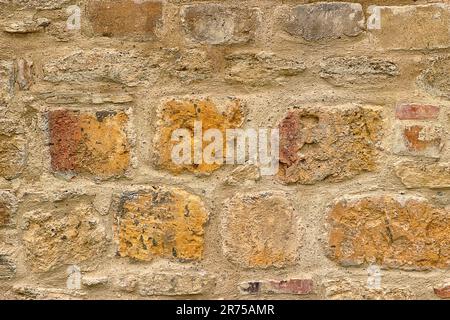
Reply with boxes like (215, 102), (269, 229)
(43, 49), (159, 87)
(161, 48), (214, 84)
(320, 56), (399, 87)
(396, 104), (440, 120)
(224, 51), (306, 86)
(322, 279), (414, 300)
(13, 285), (86, 299)
(393, 124), (443, 158)
(138, 271), (215, 296)
(15, 59), (33, 90)
(369, 4), (450, 50)
(0, 122), (27, 180)
(395, 161), (450, 189)
(181, 4), (261, 44)
(114, 274), (138, 293)
(81, 276), (108, 287)
(48, 110), (130, 179)
(0, 191), (16, 227)
(21, 194), (107, 272)
(328, 195), (450, 270)
(115, 186), (209, 262)
(6, 0), (70, 9)
(222, 191), (300, 268)
(0, 60), (14, 103)
(434, 284), (450, 299)
(0, 59), (33, 99)
(276, 3), (365, 41)
(153, 98), (244, 175)
(0, 253), (15, 279)
(85, 0), (162, 40)
(3, 18), (50, 34)
(225, 165), (261, 186)
(41, 92), (133, 105)
(278, 105), (382, 184)
(239, 279), (313, 295)
(418, 56), (450, 99)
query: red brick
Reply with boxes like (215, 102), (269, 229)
(48, 110), (130, 178)
(86, 0), (162, 39)
(434, 285), (450, 299)
(396, 104), (440, 120)
(394, 123), (443, 158)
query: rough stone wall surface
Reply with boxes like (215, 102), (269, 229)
(0, 0), (449, 300)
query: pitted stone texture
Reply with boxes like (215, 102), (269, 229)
(181, 4), (261, 44)
(419, 56), (450, 99)
(138, 271), (215, 296)
(5, 0), (70, 9)
(320, 56), (399, 87)
(369, 5), (450, 50)
(222, 191), (300, 268)
(85, 0), (163, 40)
(322, 279), (414, 300)
(115, 186), (209, 262)
(0, 61), (14, 103)
(48, 110), (130, 179)
(278, 105), (382, 184)
(395, 161), (450, 189)
(224, 52), (306, 86)
(153, 98), (244, 175)
(393, 123), (443, 158)
(162, 48), (214, 84)
(21, 194), (107, 272)
(43, 49), (159, 87)
(0, 121), (27, 180)
(3, 18), (49, 34)
(0, 253), (16, 279)
(276, 3), (365, 41)
(0, 191), (16, 227)
(328, 195), (450, 270)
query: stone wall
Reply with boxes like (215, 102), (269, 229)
(0, 0), (449, 300)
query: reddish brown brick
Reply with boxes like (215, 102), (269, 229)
(394, 124), (443, 158)
(434, 285), (450, 299)
(396, 104), (440, 120)
(86, 0), (163, 39)
(48, 110), (130, 179)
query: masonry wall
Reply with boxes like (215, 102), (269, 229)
(0, 0), (449, 300)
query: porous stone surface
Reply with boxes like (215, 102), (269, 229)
(153, 98), (244, 175)
(1, 0), (450, 300)
(327, 195), (450, 270)
(278, 105), (382, 184)
(114, 186), (209, 262)
(48, 110), (131, 179)
(222, 191), (300, 268)
(20, 194), (108, 272)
